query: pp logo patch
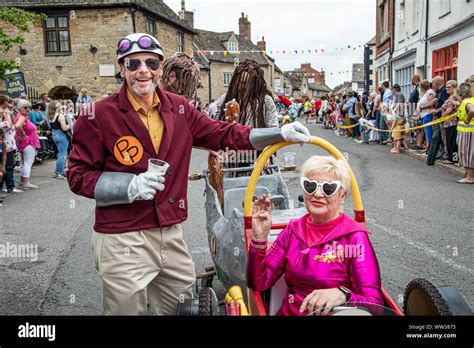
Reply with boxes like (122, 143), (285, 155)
(114, 136), (143, 165)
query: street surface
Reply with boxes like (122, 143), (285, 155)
(1, 122), (473, 315)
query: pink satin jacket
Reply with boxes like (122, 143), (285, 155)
(246, 213), (383, 316)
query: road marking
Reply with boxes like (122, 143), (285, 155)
(366, 217), (474, 276)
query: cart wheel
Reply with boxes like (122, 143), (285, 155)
(198, 287), (220, 316)
(201, 274), (214, 288)
(403, 278), (472, 315)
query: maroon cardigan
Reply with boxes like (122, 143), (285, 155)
(67, 84), (253, 233)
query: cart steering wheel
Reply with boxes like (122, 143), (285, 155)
(243, 136), (364, 235)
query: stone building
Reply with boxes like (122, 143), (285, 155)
(392, 0), (473, 96)
(273, 64), (285, 95)
(285, 63), (331, 99)
(0, 0), (194, 101)
(364, 36), (376, 93)
(283, 73), (303, 100)
(192, 13), (280, 104)
(351, 63), (365, 94)
(375, 0), (394, 87)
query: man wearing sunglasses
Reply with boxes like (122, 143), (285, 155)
(67, 33), (311, 315)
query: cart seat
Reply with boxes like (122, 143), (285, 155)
(223, 186), (269, 218)
(269, 276), (287, 315)
(223, 174), (282, 192)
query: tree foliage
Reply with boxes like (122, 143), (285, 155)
(0, 7), (46, 77)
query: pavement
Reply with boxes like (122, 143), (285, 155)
(0, 121), (472, 315)
(403, 146), (466, 177)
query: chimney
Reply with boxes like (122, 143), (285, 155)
(239, 12), (251, 40)
(257, 36), (266, 51)
(301, 63), (311, 72)
(179, 0), (194, 28)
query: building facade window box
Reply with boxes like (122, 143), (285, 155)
(394, 65), (415, 98)
(146, 18), (157, 36)
(439, 0), (451, 18)
(176, 31), (184, 53)
(228, 41), (238, 52)
(432, 43), (458, 80)
(44, 14), (71, 55)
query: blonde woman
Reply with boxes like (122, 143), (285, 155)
(247, 156), (382, 315)
(48, 100), (71, 180)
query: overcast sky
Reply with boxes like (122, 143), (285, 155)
(164, 0), (376, 88)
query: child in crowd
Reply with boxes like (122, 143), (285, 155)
(389, 99), (407, 154)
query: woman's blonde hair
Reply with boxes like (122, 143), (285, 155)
(47, 100), (60, 120)
(301, 155), (351, 192)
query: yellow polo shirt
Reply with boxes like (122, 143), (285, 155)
(126, 88), (164, 153)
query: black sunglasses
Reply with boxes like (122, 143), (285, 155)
(300, 177), (342, 197)
(124, 58), (161, 72)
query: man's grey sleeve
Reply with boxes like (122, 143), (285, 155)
(94, 172), (135, 207)
(249, 128), (284, 150)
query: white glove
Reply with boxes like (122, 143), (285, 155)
(127, 171), (165, 202)
(281, 121), (311, 143)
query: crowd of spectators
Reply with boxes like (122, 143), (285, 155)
(0, 90), (93, 206)
(306, 74), (474, 183)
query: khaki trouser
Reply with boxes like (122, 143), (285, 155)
(92, 224), (196, 315)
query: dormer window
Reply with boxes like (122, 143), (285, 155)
(228, 41), (238, 52)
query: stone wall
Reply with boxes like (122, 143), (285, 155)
(196, 68), (210, 104)
(0, 7), (193, 100)
(208, 61), (234, 101)
(133, 11), (193, 59)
